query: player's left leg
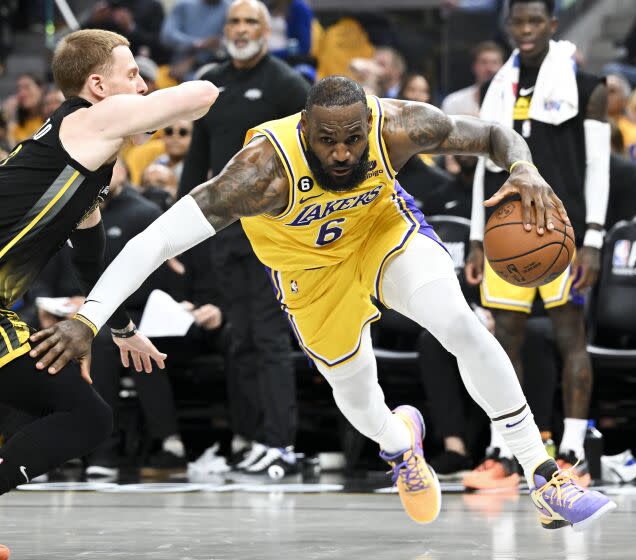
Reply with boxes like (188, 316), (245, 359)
(381, 233), (614, 530)
(314, 330), (442, 524)
(547, 302), (593, 486)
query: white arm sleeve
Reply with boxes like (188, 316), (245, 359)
(469, 157), (486, 242)
(583, 119), (611, 230)
(79, 195), (215, 330)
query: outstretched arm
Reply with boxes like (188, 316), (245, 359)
(29, 137), (289, 376)
(382, 99), (569, 232)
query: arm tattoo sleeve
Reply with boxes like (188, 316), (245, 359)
(190, 142), (289, 231)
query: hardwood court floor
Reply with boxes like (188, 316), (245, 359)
(0, 479), (631, 559)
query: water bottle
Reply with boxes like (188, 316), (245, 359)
(584, 420), (604, 481)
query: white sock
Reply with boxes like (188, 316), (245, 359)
(559, 418), (588, 460)
(491, 405), (551, 484)
(488, 423), (514, 459)
(163, 435), (185, 458)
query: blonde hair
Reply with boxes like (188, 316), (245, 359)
(52, 29), (130, 97)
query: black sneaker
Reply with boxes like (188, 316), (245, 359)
(140, 450), (187, 478)
(245, 447), (298, 478)
(429, 450), (472, 480)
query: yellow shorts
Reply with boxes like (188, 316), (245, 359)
(266, 221), (437, 368)
(0, 309), (31, 368)
(480, 252), (583, 313)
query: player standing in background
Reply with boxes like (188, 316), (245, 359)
(465, 0), (610, 490)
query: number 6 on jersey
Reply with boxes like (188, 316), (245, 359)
(316, 218), (345, 246)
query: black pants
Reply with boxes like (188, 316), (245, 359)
(87, 327), (181, 464)
(0, 352), (112, 493)
(218, 250), (297, 448)
(418, 316), (558, 444)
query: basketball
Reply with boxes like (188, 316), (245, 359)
(484, 198), (575, 287)
(0, 544), (10, 560)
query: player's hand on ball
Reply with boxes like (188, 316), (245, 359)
(572, 246), (601, 292)
(112, 332), (167, 374)
(465, 242), (485, 286)
(484, 163), (569, 235)
(29, 319), (95, 384)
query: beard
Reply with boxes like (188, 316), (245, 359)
(305, 143), (370, 193)
(225, 37), (265, 61)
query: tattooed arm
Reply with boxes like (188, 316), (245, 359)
(190, 136), (290, 230)
(29, 137), (290, 377)
(381, 98), (569, 232)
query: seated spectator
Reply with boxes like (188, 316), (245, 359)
(84, 0), (168, 64)
(607, 73), (636, 157)
(154, 120), (193, 183)
(42, 86), (65, 119)
(6, 73), (45, 145)
(160, 0), (230, 73)
(399, 73), (431, 104)
(140, 163), (179, 210)
(442, 41), (504, 117)
(266, 0), (313, 61)
(348, 57), (383, 96)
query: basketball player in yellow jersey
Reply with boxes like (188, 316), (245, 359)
(32, 77), (615, 530)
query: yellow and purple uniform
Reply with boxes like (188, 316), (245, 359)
(241, 96), (443, 367)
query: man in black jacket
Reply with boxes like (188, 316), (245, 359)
(179, 0), (309, 473)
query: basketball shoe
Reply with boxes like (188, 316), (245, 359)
(463, 450), (520, 490)
(379, 405), (442, 524)
(556, 451), (591, 488)
(530, 459), (616, 531)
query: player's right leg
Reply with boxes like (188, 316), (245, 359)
(0, 353), (113, 493)
(314, 329), (442, 524)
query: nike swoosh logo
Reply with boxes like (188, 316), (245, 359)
(20, 465), (29, 483)
(505, 412), (529, 428)
(84, 299), (101, 304)
(299, 193), (324, 204)
(519, 86), (534, 96)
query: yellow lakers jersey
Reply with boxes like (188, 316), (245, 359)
(241, 96), (406, 271)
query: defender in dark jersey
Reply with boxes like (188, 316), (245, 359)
(0, 29), (218, 496)
(464, 0), (609, 489)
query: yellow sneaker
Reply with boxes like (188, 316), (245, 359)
(380, 405), (442, 524)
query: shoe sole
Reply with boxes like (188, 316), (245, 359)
(398, 408), (442, 525)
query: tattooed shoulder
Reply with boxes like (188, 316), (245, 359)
(383, 100), (453, 151)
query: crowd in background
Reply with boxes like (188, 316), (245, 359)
(0, 0), (635, 482)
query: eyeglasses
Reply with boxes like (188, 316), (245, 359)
(164, 127), (191, 137)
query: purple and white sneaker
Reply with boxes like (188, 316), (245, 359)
(530, 459), (616, 531)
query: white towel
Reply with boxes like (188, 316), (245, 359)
(470, 40), (579, 242)
(480, 39), (579, 172)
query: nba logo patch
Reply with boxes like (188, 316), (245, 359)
(613, 240), (631, 267)
(291, 280), (298, 294)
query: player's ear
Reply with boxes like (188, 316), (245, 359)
(300, 110), (308, 136)
(87, 73), (106, 100)
(367, 107), (373, 130)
